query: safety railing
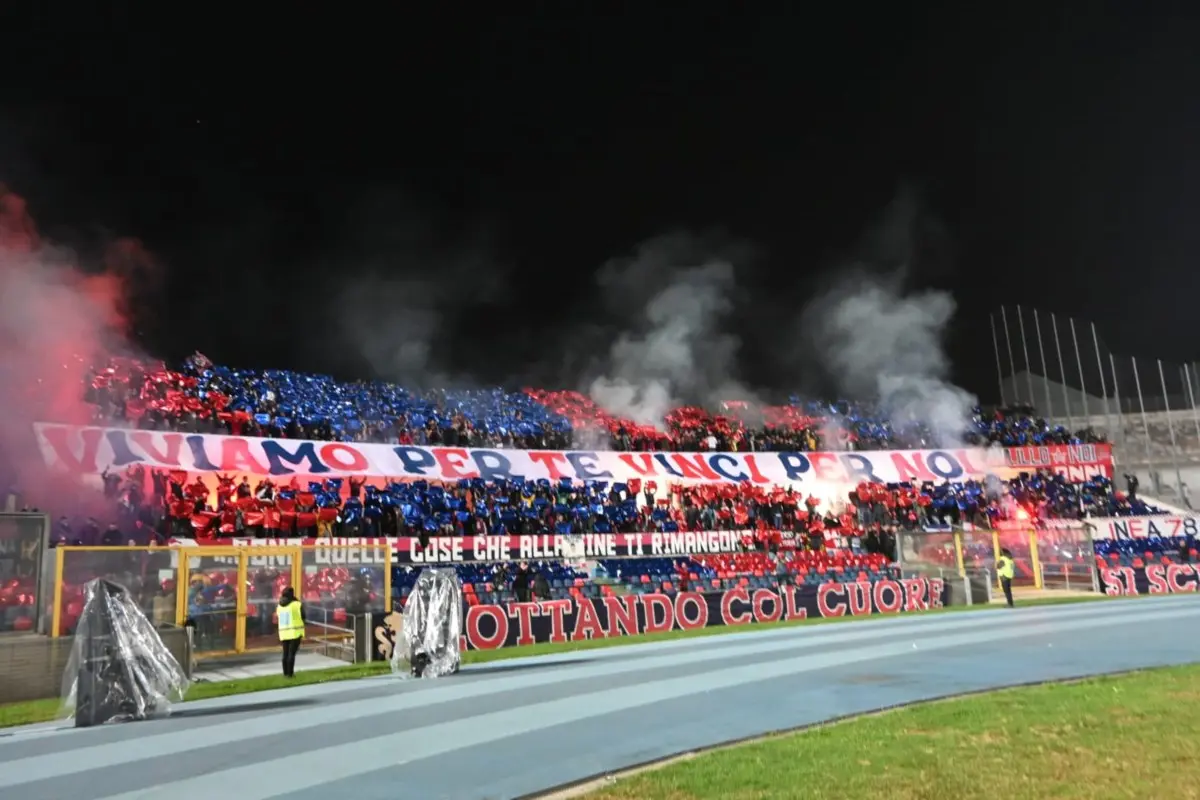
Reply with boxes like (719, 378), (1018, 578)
(49, 544), (391, 658)
(897, 524), (1098, 594)
(1039, 562), (1100, 593)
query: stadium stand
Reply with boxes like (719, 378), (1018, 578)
(83, 354), (1106, 452)
(15, 352), (1172, 636)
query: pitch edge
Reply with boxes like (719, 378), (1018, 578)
(520, 666), (1164, 800)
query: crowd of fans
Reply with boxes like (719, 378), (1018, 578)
(81, 354), (1106, 452)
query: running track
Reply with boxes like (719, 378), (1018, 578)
(3, 595), (1199, 800)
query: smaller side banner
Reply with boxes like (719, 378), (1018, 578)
(370, 577), (949, 660)
(1099, 563), (1200, 596)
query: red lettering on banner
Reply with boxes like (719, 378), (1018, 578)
(616, 453), (657, 477)
(643, 594), (674, 634)
(720, 587), (751, 625)
(1166, 564), (1197, 593)
(928, 577), (945, 608)
(41, 426), (102, 473)
(845, 581), (870, 615)
(890, 452), (934, 482)
(529, 451), (570, 481)
(542, 599), (571, 643)
(752, 588), (782, 623)
(782, 585), (807, 620)
(432, 448), (478, 480)
(129, 432), (183, 466)
(670, 454), (721, 481)
(320, 443), (368, 472)
(220, 438), (268, 474)
(508, 602), (538, 646)
(742, 455), (770, 484)
(675, 592), (708, 630)
(1099, 567), (1125, 596)
(572, 599), (606, 640)
(808, 453), (842, 482)
(817, 583), (844, 617)
(602, 595), (639, 637)
(903, 578), (928, 611)
(466, 605), (507, 649)
(873, 580), (903, 613)
(1125, 519), (1145, 539)
(1145, 564), (1169, 594)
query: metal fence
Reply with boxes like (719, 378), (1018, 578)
(896, 525), (1096, 595)
(49, 544), (392, 659)
(0, 512), (49, 634)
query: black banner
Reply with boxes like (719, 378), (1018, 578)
(370, 576), (950, 661)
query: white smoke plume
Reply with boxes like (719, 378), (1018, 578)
(798, 191), (977, 448)
(586, 235), (757, 428)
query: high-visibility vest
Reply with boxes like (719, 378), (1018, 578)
(277, 601), (305, 641)
(997, 557), (1015, 580)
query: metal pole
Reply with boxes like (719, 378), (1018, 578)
(1051, 314), (1075, 428)
(1157, 359), (1185, 499)
(990, 313), (1008, 406)
(1131, 357), (1156, 488)
(1000, 307), (1020, 404)
(1109, 352), (1127, 455)
(1185, 363), (1200, 458)
(1032, 310), (1056, 422)
(1069, 318), (1091, 420)
(1016, 306), (1037, 412)
(1091, 322), (1113, 441)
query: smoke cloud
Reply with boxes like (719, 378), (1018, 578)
(797, 190), (977, 447)
(585, 234), (758, 427)
(0, 183), (155, 509)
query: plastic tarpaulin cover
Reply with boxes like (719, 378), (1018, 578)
(60, 578), (190, 723)
(390, 567), (462, 679)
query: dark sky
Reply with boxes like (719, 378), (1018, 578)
(3, 3), (1198, 406)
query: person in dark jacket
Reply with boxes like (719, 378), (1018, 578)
(533, 571), (551, 601)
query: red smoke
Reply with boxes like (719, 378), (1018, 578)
(0, 183), (158, 512)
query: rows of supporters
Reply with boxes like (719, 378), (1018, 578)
(41, 463), (1155, 554)
(80, 354), (1105, 452)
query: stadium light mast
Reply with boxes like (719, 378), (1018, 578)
(1015, 306), (1037, 412)
(1050, 314), (1074, 426)
(989, 313), (1008, 406)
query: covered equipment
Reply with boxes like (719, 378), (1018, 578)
(61, 578), (190, 727)
(390, 567), (463, 679)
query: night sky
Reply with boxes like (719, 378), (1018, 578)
(4, 4), (1198, 406)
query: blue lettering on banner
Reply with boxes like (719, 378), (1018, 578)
(839, 453), (881, 484)
(566, 452), (612, 480)
(927, 451), (963, 480)
(709, 454), (748, 482)
(261, 441), (331, 476)
(186, 435), (219, 471)
(107, 430), (144, 467)
(471, 450), (514, 482)
(394, 446), (436, 476)
(653, 453), (684, 478)
(778, 452), (809, 481)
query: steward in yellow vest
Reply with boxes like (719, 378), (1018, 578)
(996, 549), (1015, 608)
(276, 587), (305, 677)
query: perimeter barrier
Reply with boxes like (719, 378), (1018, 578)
(49, 544), (391, 658)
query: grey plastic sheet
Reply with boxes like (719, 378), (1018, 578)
(390, 567), (463, 679)
(60, 578), (190, 723)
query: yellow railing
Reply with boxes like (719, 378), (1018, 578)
(50, 544), (393, 656)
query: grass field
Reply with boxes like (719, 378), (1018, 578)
(582, 663), (1200, 800)
(0, 592), (1114, 729)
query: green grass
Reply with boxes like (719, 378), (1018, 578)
(583, 664), (1200, 800)
(0, 592), (1115, 729)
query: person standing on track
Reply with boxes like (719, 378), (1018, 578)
(276, 586), (306, 678)
(996, 548), (1015, 608)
